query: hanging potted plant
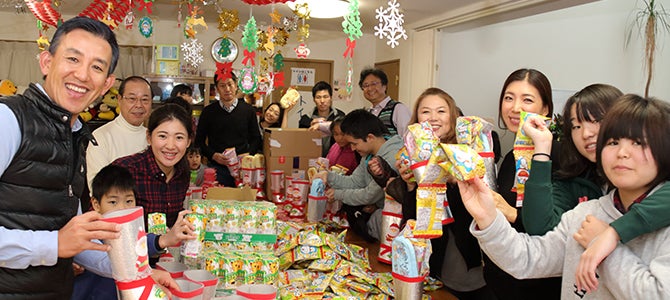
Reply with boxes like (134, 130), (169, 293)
(626, 0), (670, 97)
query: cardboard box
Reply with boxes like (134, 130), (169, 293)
(206, 186), (256, 201)
(263, 128), (322, 196)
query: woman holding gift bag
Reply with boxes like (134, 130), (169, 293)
(488, 68), (562, 299)
(383, 87), (496, 299)
(113, 104), (192, 227)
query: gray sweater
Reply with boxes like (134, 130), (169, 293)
(327, 135), (403, 207)
(471, 184), (670, 299)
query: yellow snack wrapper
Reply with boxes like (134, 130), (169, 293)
(513, 111), (549, 207)
(439, 143), (486, 181)
(147, 212), (167, 234)
(413, 183), (447, 238)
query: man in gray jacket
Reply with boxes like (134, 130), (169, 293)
(317, 109), (402, 241)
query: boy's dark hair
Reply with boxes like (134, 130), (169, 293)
(49, 16), (119, 76)
(91, 165), (135, 201)
(119, 76), (153, 98)
(164, 96), (192, 117)
(339, 109), (389, 140)
(596, 94), (670, 189)
(170, 84), (193, 98)
(187, 146), (201, 156)
(358, 68), (388, 89)
(312, 81), (332, 98)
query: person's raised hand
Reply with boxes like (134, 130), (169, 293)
(57, 211), (121, 258)
(522, 116), (553, 157)
(368, 156), (383, 176)
(160, 210), (197, 248)
(395, 159), (416, 191)
(491, 190), (517, 223)
(456, 177), (498, 229)
(325, 187), (335, 202)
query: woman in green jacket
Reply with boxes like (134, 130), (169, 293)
(521, 84), (670, 290)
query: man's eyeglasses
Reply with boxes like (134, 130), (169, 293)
(123, 96), (151, 105)
(362, 81), (381, 89)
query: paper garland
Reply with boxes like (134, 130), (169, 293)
(374, 0), (408, 48)
(241, 16), (258, 52)
(342, 0), (362, 41)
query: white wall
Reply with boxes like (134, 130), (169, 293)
(437, 0), (670, 152)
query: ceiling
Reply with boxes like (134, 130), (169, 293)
(2, 0), (478, 33)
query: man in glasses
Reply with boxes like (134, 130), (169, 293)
(359, 68), (410, 138)
(86, 76), (153, 189)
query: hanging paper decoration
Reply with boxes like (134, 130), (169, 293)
(184, 5), (208, 39)
(241, 16), (259, 52)
(292, 3), (310, 19)
(342, 0), (362, 58)
(274, 51), (284, 70)
(274, 28), (289, 47)
(345, 58), (354, 96)
(298, 23), (310, 42)
(26, 0), (61, 28)
(242, 49), (256, 66)
(272, 72), (285, 88)
(215, 62), (234, 82)
(123, 11), (135, 30)
(218, 38), (232, 57)
(137, 0), (154, 14)
(100, 1), (117, 29)
(36, 35), (50, 51)
(264, 26), (278, 55)
(79, 0), (132, 30)
(269, 8), (282, 24)
(342, 0), (362, 41)
(281, 16), (298, 32)
(374, 0), (408, 48)
(294, 43), (310, 59)
(177, 4), (183, 28)
(217, 9), (240, 36)
(138, 16), (153, 38)
(238, 66), (258, 94)
(181, 39), (204, 69)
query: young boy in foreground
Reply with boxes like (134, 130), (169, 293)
(72, 165), (196, 300)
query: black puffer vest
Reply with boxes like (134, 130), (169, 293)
(378, 100), (399, 135)
(0, 84), (91, 299)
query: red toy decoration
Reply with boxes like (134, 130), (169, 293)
(215, 62), (234, 82)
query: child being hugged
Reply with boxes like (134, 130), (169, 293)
(72, 165), (197, 300)
(458, 94), (670, 299)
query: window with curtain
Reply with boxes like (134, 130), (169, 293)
(0, 40), (152, 88)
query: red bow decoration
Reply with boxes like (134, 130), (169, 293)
(343, 38), (356, 58)
(137, 0), (154, 14)
(272, 72), (285, 87)
(242, 49), (256, 66)
(215, 62), (234, 81)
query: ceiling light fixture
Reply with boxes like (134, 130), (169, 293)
(287, 0), (350, 19)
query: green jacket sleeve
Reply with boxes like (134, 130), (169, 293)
(611, 183), (670, 243)
(522, 160), (580, 235)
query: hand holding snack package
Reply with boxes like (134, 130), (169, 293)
(222, 147), (240, 180)
(280, 87), (300, 109)
(404, 122), (440, 182)
(456, 116), (498, 191)
(513, 111), (550, 207)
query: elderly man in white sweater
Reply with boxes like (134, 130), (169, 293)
(86, 76), (152, 189)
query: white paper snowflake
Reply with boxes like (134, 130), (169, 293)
(181, 39), (204, 68)
(374, 0), (408, 48)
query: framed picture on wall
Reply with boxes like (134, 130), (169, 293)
(155, 44), (179, 61)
